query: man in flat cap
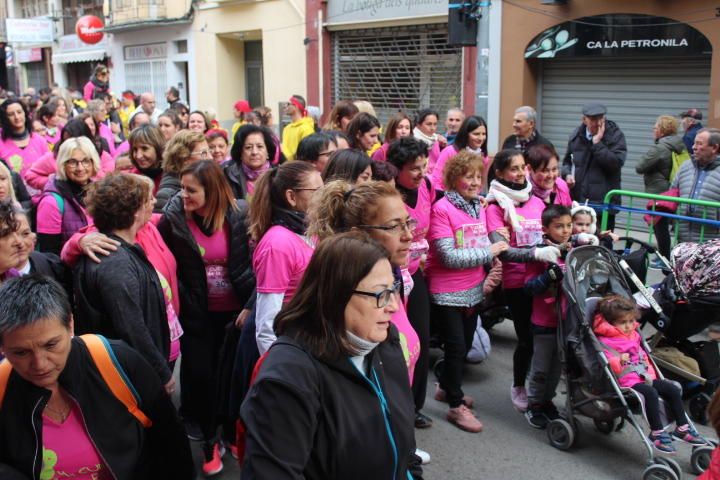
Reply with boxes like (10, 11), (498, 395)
(561, 103), (627, 230)
(680, 108), (703, 153)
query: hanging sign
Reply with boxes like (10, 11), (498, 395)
(525, 14), (712, 59)
(76, 15), (105, 45)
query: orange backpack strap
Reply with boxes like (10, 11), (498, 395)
(80, 334), (153, 428)
(0, 360), (12, 408)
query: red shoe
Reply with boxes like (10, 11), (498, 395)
(202, 442), (226, 476)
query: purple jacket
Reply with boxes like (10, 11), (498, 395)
(41, 177), (89, 244)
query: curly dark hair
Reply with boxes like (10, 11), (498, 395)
(0, 198), (18, 238)
(86, 173), (151, 232)
(230, 124), (277, 166)
(0, 99), (33, 141)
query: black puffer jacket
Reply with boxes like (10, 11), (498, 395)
(153, 172), (181, 213)
(73, 235), (172, 383)
(561, 119), (627, 204)
(157, 193), (255, 334)
(0, 338), (194, 480)
(241, 325), (422, 480)
(223, 161), (250, 200)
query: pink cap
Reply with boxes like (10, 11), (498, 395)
(234, 100), (252, 113)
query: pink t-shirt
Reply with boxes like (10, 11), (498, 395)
(524, 258), (567, 328)
(0, 133), (49, 178)
(486, 195), (547, 289)
(371, 143), (390, 162)
(156, 268), (183, 360)
(552, 177), (573, 207)
(426, 141), (442, 176)
(253, 225), (314, 302)
(425, 196), (490, 295)
(42, 405), (112, 480)
(99, 123), (116, 157)
(392, 295), (420, 384)
(36, 192), (91, 235)
(188, 220), (242, 312)
(405, 177), (434, 276)
(430, 145), (458, 190)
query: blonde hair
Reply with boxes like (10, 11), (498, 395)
(162, 130), (206, 175)
(0, 161), (16, 203)
(443, 150), (485, 192)
(656, 115), (679, 137)
(56, 137), (100, 181)
(354, 100), (377, 118)
(306, 179), (401, 241)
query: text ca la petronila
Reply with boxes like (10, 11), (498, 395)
(586, 38), (690, 50)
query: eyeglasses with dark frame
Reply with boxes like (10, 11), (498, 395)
(357, 218), (417, 236)
(352, 280), (402, 308)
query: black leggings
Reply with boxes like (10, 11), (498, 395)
(653, 217), (671, 259)
(505, 288), (533, 387)
(432, 304), (478, 408)
(632, 379), (687, 431)
(407, 270), (431, 412)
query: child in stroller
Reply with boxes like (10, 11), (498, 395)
(593, 294), (706, 453)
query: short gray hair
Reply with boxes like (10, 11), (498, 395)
(515, 106), (537, 124)
(85, 99), (105, 117)
(446, 107), (464, 117)
(0, 275), (72, 345)
(699, 128), (720, 148)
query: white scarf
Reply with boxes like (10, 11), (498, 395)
(486, 179), (532, 232)
(413, 126), (437, 146)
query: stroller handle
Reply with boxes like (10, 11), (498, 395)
(617, 237), (657, 254)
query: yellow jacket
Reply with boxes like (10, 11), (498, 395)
(281, 116), (315, 161)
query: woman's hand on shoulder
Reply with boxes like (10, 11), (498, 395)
(80, 232), (120, 263)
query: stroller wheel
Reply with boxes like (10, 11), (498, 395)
(689, 393), (712, 425)
(690, 445), (714, 475)
(641, 464), (678, 480)
(546, 419), (575, 450)
(433, 357), (445, 380)
(593, 418), (615, 435)
(655, 457), (682, 480)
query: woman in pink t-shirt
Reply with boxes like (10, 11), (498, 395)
(525, 144), (572, 207)
(371, 111), (412, 162)
(248, 161), (324, 355)
(307, 180), (421, 387)
(484, 149), (562, 413)
(424, 151), (507, 433)
(0, 98), (49, 178)
(387, 136), (437, 428)
(431, 115), (489, 191)
(157, 160), (255, 475)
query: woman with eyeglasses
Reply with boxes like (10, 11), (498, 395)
(248, 161), (323, 355)
(240, 232), (422, 480)
(83, 64), (110, 101)
(155, 130), (208, 212)
(36, 137), (99, 255)
(424, 151), (508, 433)
(225, 124), (279, 200)
(307, 180), (421, 391)
(296, 132), (338, 173)
(158, 160), (255, 475)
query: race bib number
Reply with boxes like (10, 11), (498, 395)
(456, 223), (490, 249)
(167, 302), (184, 342)
(515, 219), (543, 247)
(410, 238), (429, 260)
(206, 263), (233, 298)
(401, 267), (414, 299)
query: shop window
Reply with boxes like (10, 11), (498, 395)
(61, 0), (103, 34)
(19, 0), (49, 18)
(25, 61), (48, 91)
(125, 60), (168, 110)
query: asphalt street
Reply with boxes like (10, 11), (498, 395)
(188, 313), (715, 479)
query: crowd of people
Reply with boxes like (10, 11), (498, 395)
(0, 65), (719, 479)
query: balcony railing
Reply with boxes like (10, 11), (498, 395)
(107, 0), (170, 25)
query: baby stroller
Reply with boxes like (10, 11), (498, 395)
(551, 245), (715, 479)
(639, 240), (720, 425)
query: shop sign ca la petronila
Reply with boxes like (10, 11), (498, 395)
(525, 14), (712, 59)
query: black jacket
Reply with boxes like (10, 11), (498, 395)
(223, 161), (250, 200)
(73, 235), (172, 383)
(240, 326), (422, 480)
(153, 172), (181, 213)
(501, 129), (554, 154)
(561, 119), (627, 204)
(0, 338), (194, 480)
(157, 194), (255, 334)
(28, 251), (71, 297)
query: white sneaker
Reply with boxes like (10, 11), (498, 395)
(415, 448), (431, 465)
(511, 385), (528, 412)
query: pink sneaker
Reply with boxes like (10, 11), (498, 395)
(511, 385), (528, 412)
(447, 405), (483, 433)
(434, 383), (475, 408)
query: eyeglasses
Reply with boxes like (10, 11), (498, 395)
(66, 159), (93, 169)
(352, 280), (401, 308)
(358, 218), (417, 235)
(191, 149), (210, 159)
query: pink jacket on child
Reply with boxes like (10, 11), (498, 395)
(593, 314), (657, 388)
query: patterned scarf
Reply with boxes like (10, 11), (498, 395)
(445, 190), (481, 219)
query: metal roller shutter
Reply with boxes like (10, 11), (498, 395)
(538, 57), (711, 230)
(331, 25), (463, 126)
